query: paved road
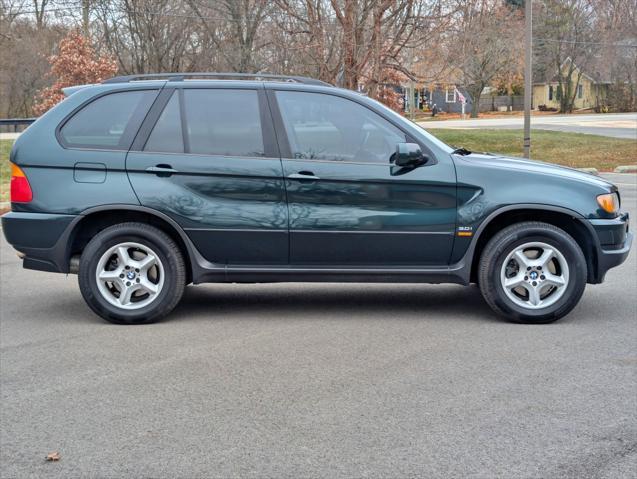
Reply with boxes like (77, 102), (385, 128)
(1, 173), (636, 478)
(419, 113), (637, 139)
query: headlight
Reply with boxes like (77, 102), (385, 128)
(597, 192), (620, 214)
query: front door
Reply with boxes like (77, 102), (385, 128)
(271, 89), (457, 266)
(127, 86), (288, 265)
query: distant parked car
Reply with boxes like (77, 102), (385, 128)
(2, 73), (632, 324)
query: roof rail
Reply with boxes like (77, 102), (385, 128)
(103, 72), (332, 87)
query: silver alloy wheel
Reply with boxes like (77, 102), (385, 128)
(95, 242), (165, 310)
(499, 241), (569, 310)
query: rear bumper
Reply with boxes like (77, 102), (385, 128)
(589, 212), (632, 283)
(1, 211), (77, 273)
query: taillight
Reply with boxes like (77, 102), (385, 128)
(10, 163), (33, 203)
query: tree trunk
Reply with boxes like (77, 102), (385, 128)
(34, 0), (48, 29)
(343, 0), (357, 90)
(367, 7), (383, 99)
(469, 84), (483, 118)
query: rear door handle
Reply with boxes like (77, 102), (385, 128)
(146, 165), (178, 175)
(288, 171), (320, 181)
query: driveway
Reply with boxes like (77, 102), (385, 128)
(1, 173), (636, 478)
(419, 113), (637, 139)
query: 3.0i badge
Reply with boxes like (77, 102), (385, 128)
(457, 226), (473, 237)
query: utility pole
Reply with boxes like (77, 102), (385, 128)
(82, 0), (90, 37)
(408, 48), (416, 121)
(409, 80), (415, 120)
(523, 0), (532, 158)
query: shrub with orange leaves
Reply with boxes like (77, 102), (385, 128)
(33, 31), (118, 116)
(376, 69), (408, 113)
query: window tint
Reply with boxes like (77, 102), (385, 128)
(276, 91), (406, 163)
(60, 90), (156, 149)
(183, 89), (264, 157)
(144, 91), (184, 153)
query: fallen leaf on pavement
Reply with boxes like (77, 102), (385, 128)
(45, 452), (61, 462)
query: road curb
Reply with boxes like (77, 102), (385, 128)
(614, 165), (637, 174)
(576, 167), (599, 176)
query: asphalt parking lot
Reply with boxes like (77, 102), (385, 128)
(1, 173), (636, 478)
(419, 113), (637, 139)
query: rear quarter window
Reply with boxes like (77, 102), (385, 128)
(59, 90), (157, 150)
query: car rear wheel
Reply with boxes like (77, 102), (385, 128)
(478, 221), (587, 323)
(78, 222), (186, 324)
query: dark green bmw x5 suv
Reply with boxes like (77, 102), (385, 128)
(2, 73), (632, 324)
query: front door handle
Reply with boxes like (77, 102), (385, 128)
(288, 171), (320, 181)
(146, 164), (178, 175)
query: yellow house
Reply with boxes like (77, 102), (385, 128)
(532, 58), (610, 110)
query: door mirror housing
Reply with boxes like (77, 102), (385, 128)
(394, 143), (428, 167)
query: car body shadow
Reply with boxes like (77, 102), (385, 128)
(170, 283), (500, 324)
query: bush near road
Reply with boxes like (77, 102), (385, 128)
(1, 130), (636, 202)
(1, 140), (12, 203)
(428, 129), (637, 171)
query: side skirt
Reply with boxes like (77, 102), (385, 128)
(193, 263), (471, 285)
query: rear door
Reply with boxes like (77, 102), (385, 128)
(127, 85), (288, 265)
(270, 89), (457, 266)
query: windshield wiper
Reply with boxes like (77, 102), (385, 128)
(451, 147), (472, 156)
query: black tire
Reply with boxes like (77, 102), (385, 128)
(78, 222), (186, 324)
(478, 221), (587, 324)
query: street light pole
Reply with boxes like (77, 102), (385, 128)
(523, 0), (532, 158)
(82, 0), (90, 36)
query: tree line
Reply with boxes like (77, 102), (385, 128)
(1, 0), (635, 117)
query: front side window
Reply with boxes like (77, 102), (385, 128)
(182, 89), (264, 157)
(60, 90), (156, 149)
(445, 88), (457, 103)
(577, 84), (583, 99)
(276, 91), (406, 163)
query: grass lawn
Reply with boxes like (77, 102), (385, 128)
(427, 128), (637, 171)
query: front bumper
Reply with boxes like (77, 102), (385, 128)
(589, 212), (632, 283)
(1, 211), (77, 273)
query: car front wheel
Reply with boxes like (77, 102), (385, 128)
(78, 222), (186, 324)
(478, 221), (587, 323)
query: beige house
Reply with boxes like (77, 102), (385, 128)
(532, 58), (610, 110)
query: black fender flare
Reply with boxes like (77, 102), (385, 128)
(58, 204), (211, 277)
(455, 203), (599, 282)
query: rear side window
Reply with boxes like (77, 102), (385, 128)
(60, 90), (156, 150)
(144, 91), (184, 153)
(182, 89), (264, 157)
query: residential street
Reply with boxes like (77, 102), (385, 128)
(1, 173), (635, 478)
(419, 112), (637, 139)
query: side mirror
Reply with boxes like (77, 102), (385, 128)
(394, 142), (427, 167)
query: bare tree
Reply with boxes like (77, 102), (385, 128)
(451, 0), (523, 117)
(32, 0), (48, 29)
(593, 0), (637, 111)
(274, 0), (453, 103)
(0, 1), (66, 116)
(94, 0), (200, 73)
(187, 0), (270, 73)
(535, 0), (597, 112)
(2, 0), (634, 117)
